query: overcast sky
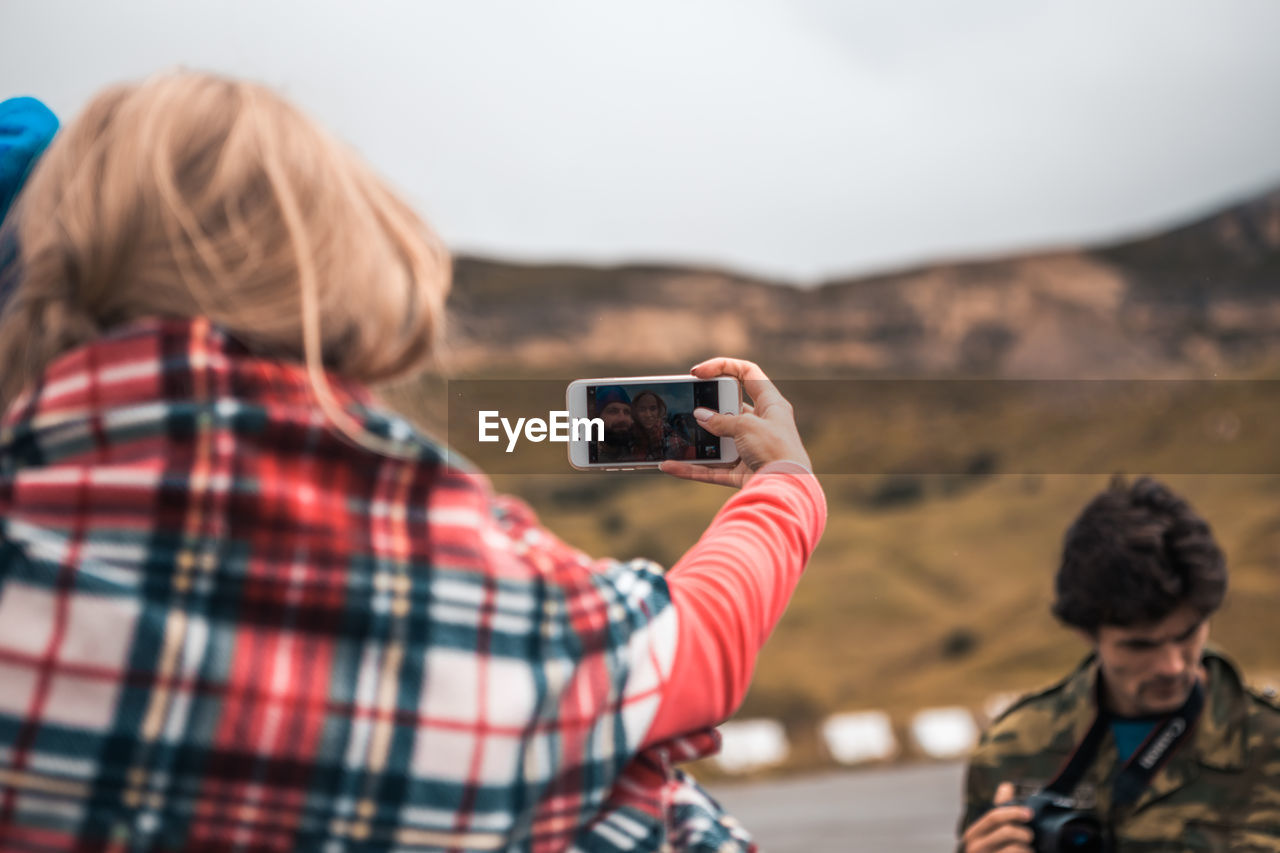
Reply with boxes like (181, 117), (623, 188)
(3, 0), (1280, 282)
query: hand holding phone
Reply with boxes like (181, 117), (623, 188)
(659, 358), (812, 489)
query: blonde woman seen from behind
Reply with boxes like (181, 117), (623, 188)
(0, 72), (825, 852)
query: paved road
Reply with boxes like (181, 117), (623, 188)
(707, 761), (966, 853)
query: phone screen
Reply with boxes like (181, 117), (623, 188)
(585, 381), (723, 465)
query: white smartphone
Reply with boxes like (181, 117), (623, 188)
(565, 375), (742, 470)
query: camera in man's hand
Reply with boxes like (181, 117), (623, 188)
(1017, 792), (1109, 853)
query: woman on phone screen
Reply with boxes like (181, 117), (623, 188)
(632, 389), (696, 462)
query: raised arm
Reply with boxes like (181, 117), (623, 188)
(644, 358), (826, 744)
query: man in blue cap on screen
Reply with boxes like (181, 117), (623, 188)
(592, 384), (637, 464)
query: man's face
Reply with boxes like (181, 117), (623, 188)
(600, 401), (632, 433)
(1089, 603), (1209, 716)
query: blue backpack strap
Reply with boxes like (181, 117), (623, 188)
(0, 96), (59, 314)
(0, 96), (59, 223)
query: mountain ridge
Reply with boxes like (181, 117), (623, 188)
(445, 187), (1280, 378)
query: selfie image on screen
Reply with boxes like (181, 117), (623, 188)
(587, 382), (722, 464)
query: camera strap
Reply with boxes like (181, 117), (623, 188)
(1043, 679), (1203, 808)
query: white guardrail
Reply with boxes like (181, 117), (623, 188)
(908, 707), (980, 760)
(714, 719), (791, 773)
(821, 710), (898, 765)
(712, 693), (1033, 774)
(712, 677), (1280, 775)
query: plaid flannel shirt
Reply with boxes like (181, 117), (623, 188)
(0, 317), (753, 852)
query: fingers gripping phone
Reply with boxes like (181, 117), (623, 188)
(566, 375), (741, 470)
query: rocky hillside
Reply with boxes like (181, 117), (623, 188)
(444, 188), (1280, 378)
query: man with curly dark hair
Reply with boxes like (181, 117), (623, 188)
(958, 477), (1280, 853)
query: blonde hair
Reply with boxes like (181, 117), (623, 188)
(0, 70), (450, 444)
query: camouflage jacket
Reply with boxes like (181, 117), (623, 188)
(960, 649), (1280, 852)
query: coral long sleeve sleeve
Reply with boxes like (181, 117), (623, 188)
(643, 462), (826, 747)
